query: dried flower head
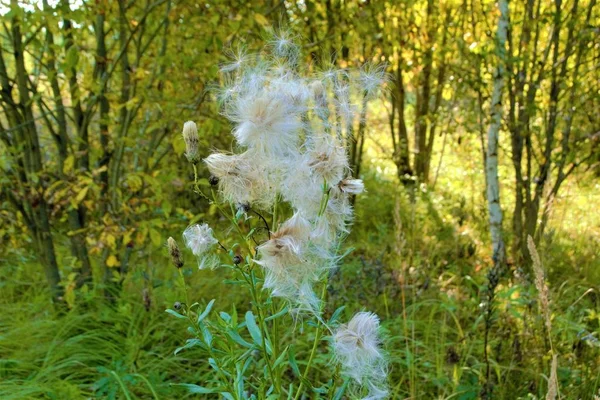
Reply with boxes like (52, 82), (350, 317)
(182, 121), (200, 163)
(229, 91), (303, 156)
(338, 178), (365, 195)
(204, 151), (276, 209)
(305, 135), (349, 185)
(359, 63), (389, 99)
(256, 213), (326, 311)
(333, 312), (388, 399)
(167, 237), (184, 269)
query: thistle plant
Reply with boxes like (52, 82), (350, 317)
(165, 35), (388, 399)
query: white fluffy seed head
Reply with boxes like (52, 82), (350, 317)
(229, 91), (303, 156)
(182, 223), (218, 260)
(359, 63), (389, 99)
(255, 213), (328, 312)
(304, 135), (349, 185)
(333, 312), (388, 399)
(338, 178), (365, 195)
(204, 151), (276, 209)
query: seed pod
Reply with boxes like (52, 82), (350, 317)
(209, 175), (219, 186)
(167, 237), (184, 269)
(182, 121), (200, 163)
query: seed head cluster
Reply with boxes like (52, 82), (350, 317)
(333, 312), (389, 399)
(177, 35), (389, 398)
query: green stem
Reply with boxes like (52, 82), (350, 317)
(272, 193), (281, 231)
(110, 370), (133, 400)
(293, 278), (329, 400)
(179, 267), (235, 397)
(133, 373), (160, 400)
(318, 179), (330, 217)
(192, 163), (208, 200)
(239, 267), (279, 393)
(210, 188), (253, 256)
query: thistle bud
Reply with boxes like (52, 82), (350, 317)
(182, 121), (200, 163)
(167, 237), (184, 269)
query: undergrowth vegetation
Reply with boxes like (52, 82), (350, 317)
(2, 170), (598, 399)
(1, 0), (599, 399)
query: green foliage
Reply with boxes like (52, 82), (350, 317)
(0, 0), (599, 399)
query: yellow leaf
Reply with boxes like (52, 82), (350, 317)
(136, 227), (148, 245)
(106, 254), (120, 268)
(106, 233), (117, 249)
(75, 186), (89, 204)
(63, 155), (75, 174)
(122, 231), (133, 246)
(254, 13), (269, 26)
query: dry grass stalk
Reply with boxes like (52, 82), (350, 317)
(527, 235), (558, 400)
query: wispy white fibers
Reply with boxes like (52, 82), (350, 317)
(280, 135), (349, 221)
(359, 63), (389, 99)
(204, 151), (278, 209)
(229, 90), (303, 156)
(333, 312), (388, 399)
(203, 33), (386, 311)
(337, 178), (365, 195)
(255, 213), (324, 311)
(183, 223), (219, 269)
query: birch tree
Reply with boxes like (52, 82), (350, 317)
(485, 0), (509, 268)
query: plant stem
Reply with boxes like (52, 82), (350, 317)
(293, 278), (329, 400)
(133, 373), (160, 400)
(192, 163), (208, 199)
(179, 267), (235, 397)
(110, 370), (133, 400)
(238, 266), (279, 393)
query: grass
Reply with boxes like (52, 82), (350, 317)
(1, 167), (599, 399)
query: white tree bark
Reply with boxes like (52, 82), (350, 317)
(486, 0), (509, 266)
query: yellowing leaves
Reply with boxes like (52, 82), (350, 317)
(106, 254), (120, 268)
(253, 13), (269, 27)
(75, 186), (89, 204)
(126, 174), (143, 192)
(63, 155), (75, 174)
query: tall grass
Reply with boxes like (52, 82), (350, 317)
(1, 170), (598, 399)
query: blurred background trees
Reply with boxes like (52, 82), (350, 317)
(0, 0), (599, 398)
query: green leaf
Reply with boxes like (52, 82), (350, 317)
(273, 346), (289, 369)
(333, 378), (350, 400)
(170, 383), (220, 394)
(197, 299), (216, 324)
(174, 338), (203, 355)
(328, 306), (346, 324)
(288, 346), (300, 376)
(245, 311), (262, 347)
(199, 322), (212, 346)
(265, 306), (288, 322)
(150, 228), (162, 247)
(226, 329), (253, 348)
(165, 309), (186, 319)
(219, 311), (231, 323)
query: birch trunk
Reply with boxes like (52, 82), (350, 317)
(485, 0), (509, 267)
